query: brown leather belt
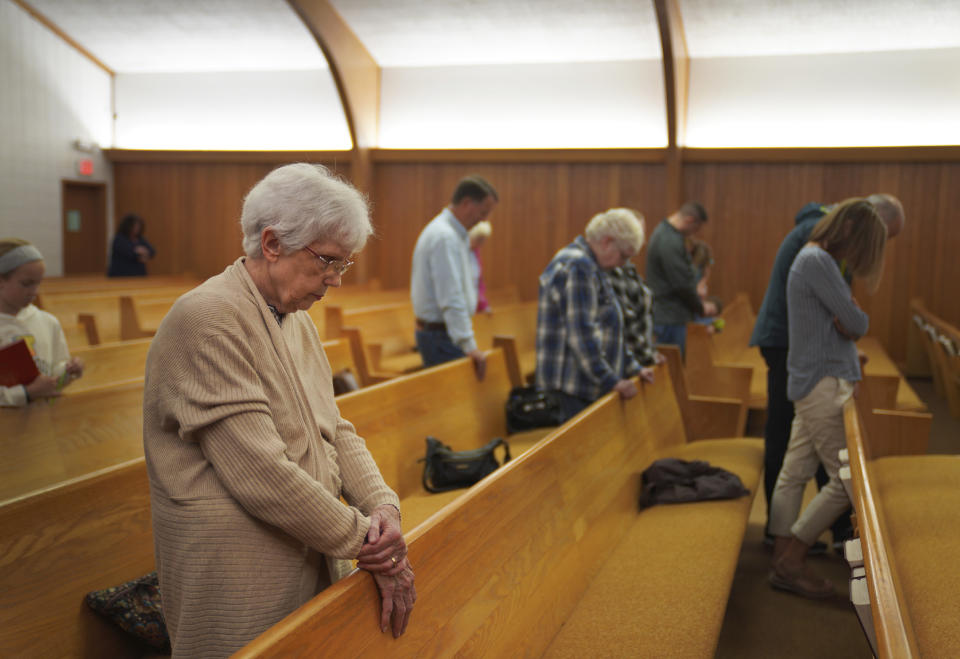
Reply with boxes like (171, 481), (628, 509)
(416, 318), (447, 331)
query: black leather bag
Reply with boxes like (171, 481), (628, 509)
(420, 436), (511, 493)
(505, 386), (566, 433)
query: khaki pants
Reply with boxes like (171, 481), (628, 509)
(768, 376), (854, 545)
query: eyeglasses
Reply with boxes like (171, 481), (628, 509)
(302, 245), (354, 275)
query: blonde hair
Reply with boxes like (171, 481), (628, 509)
(468, 221), (492, 242)
(810, 198), (887, 291)
(585, 208), (645, 254)
(0, 238), (32, 259)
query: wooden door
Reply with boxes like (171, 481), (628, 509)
(62, 181), (107, 275)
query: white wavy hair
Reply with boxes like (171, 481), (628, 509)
(240, 163), (373, 258)
(584, 207), (646, 253)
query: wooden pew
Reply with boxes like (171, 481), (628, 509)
(0, 348), (542, 656)
(687, 293), (926, 416)
(69, 339), (152, 393)
(338, 347), (551, 529)
(324, 302), (422, 376)
(0, 460), (156, 659)
(904, 299), (936, 379)
(61, 313), (100, 347)
(0, 381), (145, 504)
(908, 299), (960, 418)
(842, 382), (957, 658)
(473, 301), (538, 387)
(661, 345), (750, 438)
(306, 287), (408, 338)
(119, 296), (179, 340)
(1, 334), (376, 504)
(37, 275), (197, 297)
(237, 360), (764, 658)
(41, 287), (193, 345)
(857, 336), (926, 413)
(68, 337), (360, 395)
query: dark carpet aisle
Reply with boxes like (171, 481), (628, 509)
(714, 377), (958, 658)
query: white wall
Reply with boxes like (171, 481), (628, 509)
(114, 70), (351, 150)
(686, 48), (960, 147)
(0, 0), (114, 276)
(379, 60), (667, 148)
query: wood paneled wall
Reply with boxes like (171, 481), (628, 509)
(111, 157), (351, 280)
(109, 150), (959, 365)
(684, 160), (960, 365)
(369, 161), (668, 302)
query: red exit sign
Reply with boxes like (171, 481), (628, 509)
(76, 158), (94, 176)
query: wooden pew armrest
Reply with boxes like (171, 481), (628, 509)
(686, 395), (746, 440)
(492, 335), (523, 388)
(690, 363), (753, 401)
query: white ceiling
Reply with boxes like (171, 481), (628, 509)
(21, 0), (960, 73)
(681, 0), (960, 57)
(26, 0), (328, 72)
(329, 0), (663, 66)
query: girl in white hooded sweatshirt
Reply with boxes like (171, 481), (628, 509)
(0, 238), (84, 406)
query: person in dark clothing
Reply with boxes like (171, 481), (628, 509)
(750, 194), (905, 551)
(646, 201), (718, 356)
(108, 213), (156, 277)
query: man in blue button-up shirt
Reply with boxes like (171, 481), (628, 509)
(411, 176), (498, 377)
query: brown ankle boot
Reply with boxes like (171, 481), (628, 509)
(769, 556), (834, 599)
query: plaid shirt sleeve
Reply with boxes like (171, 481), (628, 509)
(563, 262), (622, 393)
(608, 267), (657, 367)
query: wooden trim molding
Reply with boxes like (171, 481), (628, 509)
(654, 0), (689, 209)
(104, 146), (960, 166)
(11, 0), (114, 76)
(102, 149), (352, 164)
(287, 0), (379, 151)
(683, 146), (960, 164)
(370, 148), (668, 164)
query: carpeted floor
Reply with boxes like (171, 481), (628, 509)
(714, 377), (959, 658)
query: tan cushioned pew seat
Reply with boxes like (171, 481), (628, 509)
(870, 455), (960, 656)
(544, 438), (763, 658)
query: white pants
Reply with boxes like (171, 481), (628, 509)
(768, 376), (854, 545)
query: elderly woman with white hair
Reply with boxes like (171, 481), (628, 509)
(535, 208), (646, 422)
(143, 164), (414, 658)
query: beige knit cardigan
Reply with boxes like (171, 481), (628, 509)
(143, 258), (400, 658)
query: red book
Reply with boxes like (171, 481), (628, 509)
(0, 339), (41, 387)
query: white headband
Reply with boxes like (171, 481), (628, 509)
(0, 245), (44, 275)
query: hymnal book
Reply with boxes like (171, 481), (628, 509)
(0, 339), (40, 387)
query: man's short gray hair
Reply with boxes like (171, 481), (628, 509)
(585, 208), (646, 253)
(866, 193), (904, 231)
(240, 163), (373, 258)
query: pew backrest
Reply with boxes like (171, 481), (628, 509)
(336, 348), (515, 499)
(0, 459), (155, 659)
(69, 339), (152, 392)
(844, 401), (921, 658)
(236, 362), (690, 658)
(0, 381), (145, 503)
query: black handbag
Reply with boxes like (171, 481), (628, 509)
(505, 386), (566, 433)
(420, 436), (511, 493)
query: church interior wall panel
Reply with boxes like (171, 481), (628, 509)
(112, 153), (958, 366)
(684, 160), (960, 364)
(369, 161), (667, 303)
(112, 160), (351, 281)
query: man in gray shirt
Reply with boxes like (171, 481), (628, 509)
(645, 201), (718, 355)
(411, 175), (497, 378)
